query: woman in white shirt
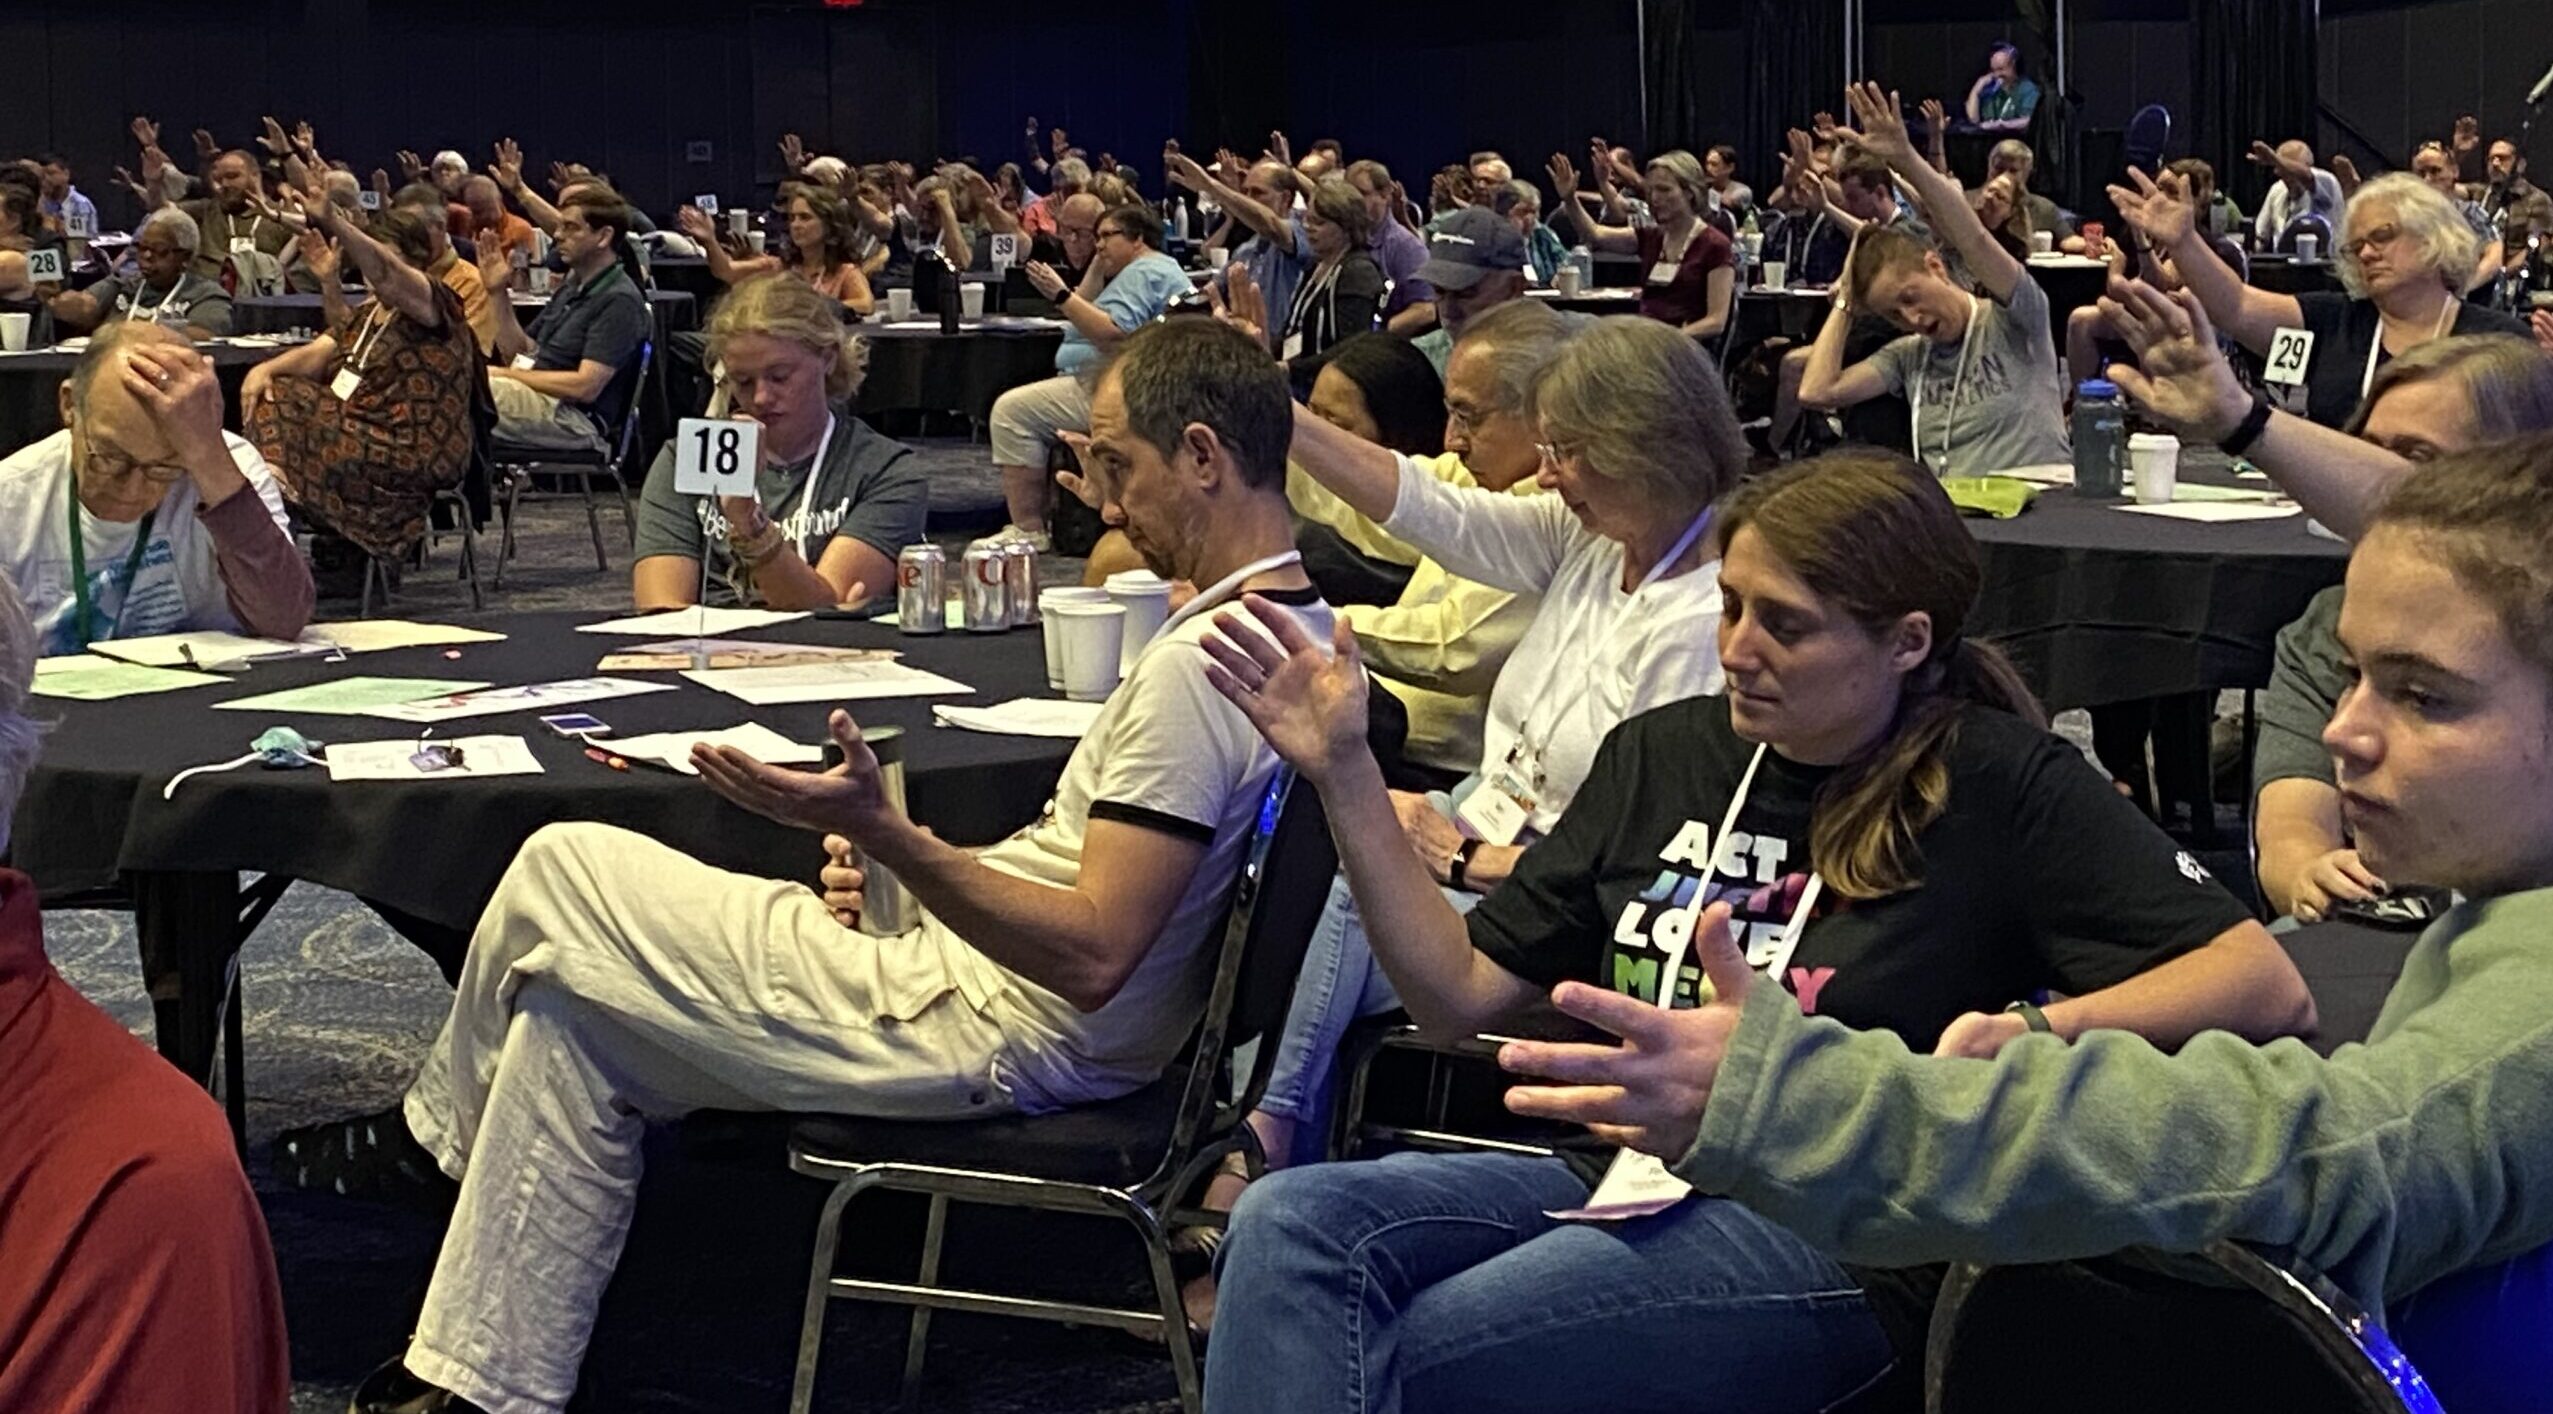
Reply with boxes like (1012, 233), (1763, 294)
(1176, 313), (1747, 1328)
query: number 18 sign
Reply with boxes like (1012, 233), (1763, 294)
(674, 417), (760, 496)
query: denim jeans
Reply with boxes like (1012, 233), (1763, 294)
(1257, 872), (1477, 1164)
(1206, 1150), (1896, 1414)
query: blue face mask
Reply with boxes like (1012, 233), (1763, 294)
(163, 727), (326, 799)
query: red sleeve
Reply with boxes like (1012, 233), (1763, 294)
(1693, 224), (1734, 272)
(198, 484), (314, 640)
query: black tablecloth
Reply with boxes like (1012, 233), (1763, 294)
(855, 323), (1064, 421)
(1968, 484), (2349, 711)
(0, 340), (288, 456)
(645, 255), (723, 304)
(232, 289), (699, 338)
(2247, 257), (2340, 297)
(16, 610), (1075, 930)
(2279, 919), (2413, 1055)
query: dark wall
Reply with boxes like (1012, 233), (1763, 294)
(2315, 0), (2552, 168)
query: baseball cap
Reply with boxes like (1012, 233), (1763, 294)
(1415, 207), (1527, 291)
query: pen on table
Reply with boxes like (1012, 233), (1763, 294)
(583, 745), (631, 772)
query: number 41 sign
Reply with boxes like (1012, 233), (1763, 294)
(674, 417), (760, 496)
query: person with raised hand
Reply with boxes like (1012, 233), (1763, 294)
(677, 180), (875, 316)
(1200, 452), (2310, 1414)
(2110, 163), (2528, 430)
(2246, 138), (2345, 248)
(1548, 148), (1735, 340)
(1797, 81), (2069, 477)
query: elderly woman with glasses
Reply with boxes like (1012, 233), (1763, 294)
(0, 320), (311, 657)
(2115, 165), (2530, 430)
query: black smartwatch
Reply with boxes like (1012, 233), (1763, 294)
(2218, 387), (2276, 457)
(1449, 837), (1482, 892)
(2004, 999), (2054, 1035)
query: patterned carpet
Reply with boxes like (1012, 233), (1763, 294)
(46, 438), (1195, 1414)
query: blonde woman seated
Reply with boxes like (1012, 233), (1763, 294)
(631, 274), (926, 610)
(676, 181), (875, 318)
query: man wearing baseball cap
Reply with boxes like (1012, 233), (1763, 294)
(1410, 206), (1528, 375)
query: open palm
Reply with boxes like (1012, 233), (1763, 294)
(1199, 596), (1366, 783)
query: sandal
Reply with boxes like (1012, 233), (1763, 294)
(271, 1105), (458, 1210)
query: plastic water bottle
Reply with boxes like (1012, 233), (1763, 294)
(1569, 245), (1593, 289)
(1740, 208), (1763, 274)
(2072, 379), (2127, 499)
(1173, 199), (1191, 243)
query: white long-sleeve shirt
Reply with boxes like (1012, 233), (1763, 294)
(1380, 453), (1724, 834)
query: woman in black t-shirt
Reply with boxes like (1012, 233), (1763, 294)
(1195, 452), (2314, 1414)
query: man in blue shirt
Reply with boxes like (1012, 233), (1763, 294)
(1166, 149), (1309, 353)
(35, 156), (96, 242)
(991, 204), (1195, 548)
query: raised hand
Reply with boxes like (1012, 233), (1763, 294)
(131, 115), (160, 149)
(695, 709), (897, 839)
(192, 128), (219, 161)
(2106, 166), (2195, 251)
(1547, 152), (1581, 201)
(293, 120), (318, 157)
(475, 230), (514, 294)
(1497, 901), (1750, 1158)
(778, 132), (807, 173)
(1921, 96), (1947, 133)
(370, 167), (391, 197)
(1050, 126), (1070, 158)
(296, 227), (339, 284)
(1811, 110), (1837, 140)
(1224, 262), (1268, 340)
(1837, 81), (1916, 168)
(1266, 129), (1293, 168)
(139, 144), (169, 185)
(1200, 595), (1367, 784)
(1161, 148), (1209, 192)
(2096, 278), (2252, 443)
(397, 149), (424, 181)
(491, 138), (524, 192)
(674, 204), (718, 245)
(2331, 153), (2362, 195)
(548, 161), (574, 194)
(257, 116), (291, 156)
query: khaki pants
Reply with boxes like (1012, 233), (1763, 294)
(488, 374), (607, 454)
(988, 371), (1093, 468)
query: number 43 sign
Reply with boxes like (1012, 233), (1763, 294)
(675, 417), (760, 496)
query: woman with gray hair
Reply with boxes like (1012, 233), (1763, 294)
(2113, 163), (2531, 429)
(1171, 314), (1747, 1330)
(1275, 176), (1387, 378)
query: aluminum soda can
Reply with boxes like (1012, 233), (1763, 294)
(961, 540), (1010, 631)
(896, 544), (946, 634)
(1001, 541), (1040, 626)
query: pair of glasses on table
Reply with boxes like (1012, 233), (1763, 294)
(409, 730), (466, 773)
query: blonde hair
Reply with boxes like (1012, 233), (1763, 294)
(1531, 315), (1745, 513)
(705, 272), (870, 398)
(1645, 150), (1711, 210)
(2338, 172), (2480, 299)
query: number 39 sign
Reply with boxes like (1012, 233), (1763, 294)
(674, 417), (760, 496)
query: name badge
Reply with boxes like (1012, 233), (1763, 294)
(1453, 768), (1533, 847)
(1280, 331), (1304, 361)
(330, 367), (362, 401)
(510, 353), (537, 370)
(24, 247), (63, 284)
(1647, 260), (1680, 285)
(230, 236), (256, 255)
(2262, 327), (2315, 388)
(674, 416), (761, 496)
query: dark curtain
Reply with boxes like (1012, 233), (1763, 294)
(1741, 0), (1846, 202)
(2192, 0), (2318, 214)
(1643, 0), (1706, 154)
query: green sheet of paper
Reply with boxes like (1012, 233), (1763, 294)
(31, 656), (231, 701)
(211, 676), (493, 714)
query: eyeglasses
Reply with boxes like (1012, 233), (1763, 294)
(1095, 226), (1129, 241)
(76, 425), (186, 483)
(2349, 225), (2403, 254)
(1535, 441), (1575, 468)
(1445, 402), (1492, 434)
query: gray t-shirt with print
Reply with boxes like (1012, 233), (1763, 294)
(1865, 274), (2069, 478)
(634, 406), (928, 603)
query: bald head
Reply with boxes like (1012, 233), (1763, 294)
(1059, 191), (1106, 223)
(462, 175), (504, 223)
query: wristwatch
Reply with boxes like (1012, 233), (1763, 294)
(2217, 387), (2276, 457)
(1449, 837), (1482, 892)
(2004, 999), (2055, 1035)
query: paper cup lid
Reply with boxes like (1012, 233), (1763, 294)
(2127, 433), (2179, 448)
(1104, 570), (1172, 594)
(1040, 586), (1108, 604)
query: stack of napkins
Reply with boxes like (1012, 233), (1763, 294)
(932, 699), (1106, 739)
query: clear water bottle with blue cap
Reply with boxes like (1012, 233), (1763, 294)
(2072, 378), (2127, 499)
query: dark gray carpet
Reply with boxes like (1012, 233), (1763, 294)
(47, 439), (1190, 1414)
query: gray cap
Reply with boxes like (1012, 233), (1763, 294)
(1414, 206), (1528, 291)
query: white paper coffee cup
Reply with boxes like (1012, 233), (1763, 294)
(2295, 234), (2321, 261)
(1205, 247), (1231, 270)
(1039, 587), (1109, 690)
(1050, 601), (1127, 702)
(960, 282), (987, 319)
(727, 210), (750, 238)
(1104, 570), (1174, 677)
(887, 287), (913, 321)
(2128, 432), (2181, 504)
(2030, 230), (2054, 255)
(1760, 260), (1787, 291)
(0, 313), (28, 352)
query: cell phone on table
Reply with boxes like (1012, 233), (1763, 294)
(539, 712), (611, 740)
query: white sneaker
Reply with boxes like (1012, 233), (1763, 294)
(988, 524), (1052, 552)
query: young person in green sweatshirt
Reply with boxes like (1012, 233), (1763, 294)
(1195, 453), (2317, 1412)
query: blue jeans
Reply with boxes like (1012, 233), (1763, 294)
(1257, 872), (1477, 1163)
(1206, 1151), (1896, 1414)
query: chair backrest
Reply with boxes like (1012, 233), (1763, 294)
(2124, 104), (2172, 172)
(602, 338), (654, 471)
(2281, 212), (2336, 256)
(1153, 770), (1335, 1179)
(1927, 1243), (2441, 1414)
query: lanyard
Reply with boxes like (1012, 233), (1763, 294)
(784, 412), (840, 535)
(1508, 503), (1716, 771)
(1160, 548), (1306, 641)
(65, 471), (156, 648)
(344, 303), (392, 373)
(1651, 742), (1828, 999)
(126, 277), (181, 323)
(2361, 297), (2460, 398)
(1909, 294), (1983, 475)
(1285, 258), (1341, 336)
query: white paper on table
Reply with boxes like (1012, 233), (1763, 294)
(1997, 462), (2076, 486)
(31, 655), (231, 700)
(604, 722), (825, 775)
(931, 699), (1107, 739)
(324, 734), (546, 781)
(361, 676), (676, 722)
(303, 620), (508, 653)
(574, 607), (813, 636)
(2113, 502), (2302, 523)
(681, 660), (974, 706)
(86, 630), (331, 668)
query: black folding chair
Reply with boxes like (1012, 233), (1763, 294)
(1927, 1241), (2443, 1414)
(491, 339), (652, 581)
(779, 771), (1336, 1414)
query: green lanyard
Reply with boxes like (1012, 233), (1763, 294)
(66, 472), (156, 649)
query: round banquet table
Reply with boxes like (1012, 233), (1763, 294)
(2245, 255), (2341, 297)
(0, 338), (291, 456)
(1524, 287), (1643, 317)
(16, 609), (1076, 1102)
(1966, 480), (2349, 712)
(854, 319), (1065, 422)
(232, 288), (699, 338)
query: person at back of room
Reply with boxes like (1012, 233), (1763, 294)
(479, 185), (651, 454)
(675, 179), (876, 318)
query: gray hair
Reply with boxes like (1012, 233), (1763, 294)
(1989, 139), (2035, 175)
(1502, 179), (1541, 215)
(138, 206), (200, 254)
(322, 169), (362, 207)
(1453, 299), (1572, 414)
(2347, 334), (2553, 440)
(431, 150), (468, 175)
(2339, 172), (2481, 298)
(1532, 314), (1746, 512)
(803, 155), (851, 190)
(0, 576), (39, 854)
(1052, 157), (1092, 191)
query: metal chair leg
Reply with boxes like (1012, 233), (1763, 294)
(495, 471), (522, 589)
(221, 960), (247, 1148)
(455, 502), (485, 610)
(898, 1193), (951, 1412)
(360, 558), (382, 617)
(790, 1181), (859, 1414)
(578, 468), (608, 571)
(1133, 1202), (1204, 1414)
